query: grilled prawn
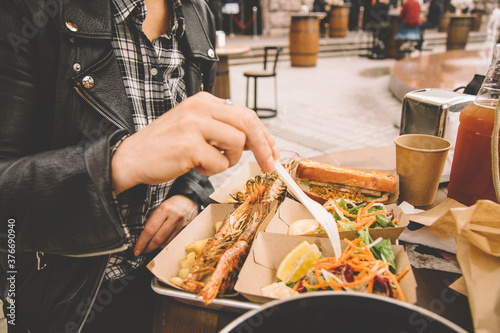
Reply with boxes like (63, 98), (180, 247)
(180, 160), (294, 304)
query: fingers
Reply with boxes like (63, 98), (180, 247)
(134, 206), (177, 256)
(220, 101), (279, 172)
(192, 93), (280, 172)
(134, 196), (197, 256)
(198, 117), (246, 170)
(112, 92), (281, 193)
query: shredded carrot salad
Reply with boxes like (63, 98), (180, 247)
(314, 199), (399, 232)
(289, 238), (410, 302)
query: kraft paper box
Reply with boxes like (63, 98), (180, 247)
(430, 200), (500, 333)
(234, 232), (417, 304)
(405, 198), (466, 227)
(265, 197), (409, 243)
(147, 202), (278, 290)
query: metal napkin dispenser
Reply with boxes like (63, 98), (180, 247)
(400, 88), (475, 138)
(399, 88), (475, 182)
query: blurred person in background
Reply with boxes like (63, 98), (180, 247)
(399, 0), (421, 29)
(349, 0), (362, 31)
(314, 0), (332, 36)
(415, 0), (444, 50)
(366, 0), (392, 58)
(362, 0), (373, 29)
(395, 0), (422, 50)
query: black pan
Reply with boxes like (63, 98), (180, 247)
(220, 291), (468, 333)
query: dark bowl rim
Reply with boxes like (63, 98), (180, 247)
(219, 291), (468, 333)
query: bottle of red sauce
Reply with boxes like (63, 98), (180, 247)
(447, 45), (500, 206)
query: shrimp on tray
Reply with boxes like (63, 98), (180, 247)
(180, 160), (294, 304)
(198, 202), (270, 303)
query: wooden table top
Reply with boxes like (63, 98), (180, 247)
(390, 47), (493, 100)
(330, 3), (351, 8)
(291, 12), (327, 19)
(448, 14), (476, 19)
(215, 45), (251, 57)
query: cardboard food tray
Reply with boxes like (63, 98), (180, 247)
(147, 202), (278, 294)
(234, 232), (417, 304)
(266, 197), (409, 244)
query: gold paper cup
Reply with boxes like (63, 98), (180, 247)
(395, 134), (451, 207)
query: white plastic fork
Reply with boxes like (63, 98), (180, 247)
(274, 161), (342, 259)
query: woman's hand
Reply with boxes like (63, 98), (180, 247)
(111, 92), (279, 194)
(133, 195), (197, 256)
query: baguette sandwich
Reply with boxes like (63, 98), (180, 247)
(295, 159), (396, 204)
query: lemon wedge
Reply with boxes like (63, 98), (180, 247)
(276, 241), (322, 284)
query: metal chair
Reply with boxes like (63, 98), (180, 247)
(244, 46), (282, 118)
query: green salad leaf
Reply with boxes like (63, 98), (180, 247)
(375, 213), (392, 227)
(338, 220), (356, 231)
(359, 229), (396, 273)
(349, 202), (365, 216)
(338, 198), (348, 211)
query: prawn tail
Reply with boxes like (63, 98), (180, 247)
(198, 240), (250, 304)
(180, 280), (205, 293)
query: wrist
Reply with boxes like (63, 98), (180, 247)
(111, 135), (137, 194)
(112, 156), (132, 195)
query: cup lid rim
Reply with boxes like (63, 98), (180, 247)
(394, 134), (452, 152)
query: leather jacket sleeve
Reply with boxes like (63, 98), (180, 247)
(167, 169), (214, 210)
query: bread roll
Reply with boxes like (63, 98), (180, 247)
(296, 159), (396, 193)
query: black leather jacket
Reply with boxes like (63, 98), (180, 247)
(0, 0), (218, 331)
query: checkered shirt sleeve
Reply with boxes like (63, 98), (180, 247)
(105, 0), (187, 280)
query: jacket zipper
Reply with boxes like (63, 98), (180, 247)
(36, 251), (46, 270)
(74, 87), (125, 130)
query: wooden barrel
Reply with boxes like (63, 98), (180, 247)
(289, 16), (320, 67)
(329, 5), (349, 37)
(471, 13), (482, 32)
(438, 13), (450, 32)
(446, 16), (473, 51)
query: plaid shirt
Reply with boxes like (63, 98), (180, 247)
(105, 0), (187, 280)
